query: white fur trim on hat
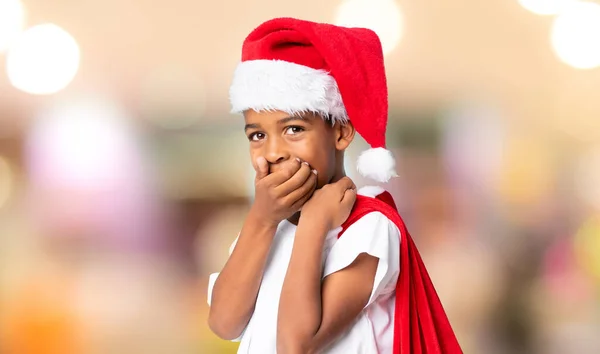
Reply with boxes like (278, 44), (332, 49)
(357, 185), (386, 197)
(357, 147), (398, 183)
(229, 60), (348, 123)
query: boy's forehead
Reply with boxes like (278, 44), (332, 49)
(244, 109), (288, 121)
(243, 110), (317, 124)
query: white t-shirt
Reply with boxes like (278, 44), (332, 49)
(207, 187), (401, 353)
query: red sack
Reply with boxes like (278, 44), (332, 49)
(339, 192), (463, 354)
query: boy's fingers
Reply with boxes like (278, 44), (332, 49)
(343, 187), (357, 201)
(263, 158), (301, 186)
(335, 177), (356, 196)
(287, 169), (318, 207)
(341, 188), (357, 209)
(254, 156), (269, 181)
(275, 162), (313, 196)
(291, 188), (315, 212)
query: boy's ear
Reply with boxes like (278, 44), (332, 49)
(335, 121), (355, 151)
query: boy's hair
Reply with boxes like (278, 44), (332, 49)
(324, 114), (336, 127)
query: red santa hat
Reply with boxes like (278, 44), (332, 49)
(229, 17), (397, 183)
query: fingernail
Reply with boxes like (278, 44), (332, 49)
(312, 169), (318, 175)
(295, 158), (301, 163)
(303, 161), (310, 166)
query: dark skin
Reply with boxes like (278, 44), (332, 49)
(208, 110), (379, 353)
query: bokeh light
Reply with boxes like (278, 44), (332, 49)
(0, 269), (82, 354)
(497, 137), (553, 206)
(551, 1), (600, 69)
(26, 97), (136, 189)
(6, 23), (80, 94)
(542, 237), (593, 303)
(574, 217), (600, 281)
(334, 0), (403, 55)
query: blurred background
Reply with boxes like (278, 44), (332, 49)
(1, 0), (600, 353)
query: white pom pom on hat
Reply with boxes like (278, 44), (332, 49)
(229, 17), (398, 183)
(357, 147), (398, 183)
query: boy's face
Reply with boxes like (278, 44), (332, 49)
(244, 110), (353, 188)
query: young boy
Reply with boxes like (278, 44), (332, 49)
(208, 18), (462, 354)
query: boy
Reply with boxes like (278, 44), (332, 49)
(207, 18), (462, 353)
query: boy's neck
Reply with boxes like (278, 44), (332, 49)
(287, 212), (302, 226)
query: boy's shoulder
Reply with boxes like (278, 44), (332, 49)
(338, 185), (401, 239)
(354, 185), (399, 221)
(324, 185), (402, 278)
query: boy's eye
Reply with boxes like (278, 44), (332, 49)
(249, 132), (265, 141)
(284, 126), (304, 135)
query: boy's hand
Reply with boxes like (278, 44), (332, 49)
(250, 156), (318, 227)
(300, 177), (357, 230)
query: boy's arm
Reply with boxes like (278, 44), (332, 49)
(277, 177), (385, 353)
(209, 157), (318, 340)
(208, 211), (277, 340)
(277, 218), (379, 354)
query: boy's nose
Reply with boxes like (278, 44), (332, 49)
(265, 155), (288, 173)
(264, 139), (290, 165)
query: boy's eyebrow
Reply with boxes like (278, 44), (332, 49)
(277, 116), (309, 125)
(244, 116), (309, 131)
